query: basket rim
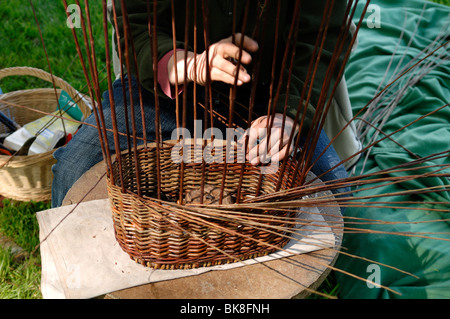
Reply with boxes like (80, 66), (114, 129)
(0, 68), (93, 163)
(0, 66), (93, 114)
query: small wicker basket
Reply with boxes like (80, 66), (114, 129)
(107, 140), (303, 270)
(0, 67), (92, 202)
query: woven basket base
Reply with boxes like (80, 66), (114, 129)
(108, 141), (302, 270)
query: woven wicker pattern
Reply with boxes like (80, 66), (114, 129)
(107, 141), (302, 269)
(0, 67), (92, 202)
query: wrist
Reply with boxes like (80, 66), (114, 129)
(168, 50), (196, 85)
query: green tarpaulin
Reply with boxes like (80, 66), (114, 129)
(334, 0), (450, 299)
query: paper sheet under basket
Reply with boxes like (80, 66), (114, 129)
(37, 198), (336, 299)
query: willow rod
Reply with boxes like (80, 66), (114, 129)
(146, 0), (162, 200)
(278, 0), (352, 190)
(109, 1), (132, 151)
(219, 0), (251, 204)
(146, 198), (403, 295)
(100, 0), (124, 189)
(292, 0), (369, 186)
(29, 0), (68, 138)
(61, 0), (110, 178)
(117, 0), (143, 196)
(81, 0), (113, 174)
(298, 0), (362, 185)
(306, 38), (450, 185)
(236, 0), (274, 203)
(253, 0), (302, 197)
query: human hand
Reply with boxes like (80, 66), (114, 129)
(243, 113), (299, 165)
(168, 33), (258, 86)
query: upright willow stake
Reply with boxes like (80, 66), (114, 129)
(236, 0), (274, 203)
(219, 0), (251, 204)
(250, 0), (301, 198)
(62, 0), (111, 179)
(118, 0), (143, 196)
(292, 0), (370, 186)
(296, 0), (361, 186)
(101, 0), (124, 189)
(199, 0), (212, 204)
(110, 1), (132, 152)
(148, 0), (162, 200)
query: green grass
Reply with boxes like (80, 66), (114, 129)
(0, 199), (49, 299)
(1, 0), (446, 93)
(0, 246), (42, 299)
(0, 199), (47, 252)
(0, 0), (109, 95)
(431, 0), (450, 5)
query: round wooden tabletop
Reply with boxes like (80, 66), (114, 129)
(63, 160), (342, 299)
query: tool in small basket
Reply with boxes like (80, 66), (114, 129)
(0, 143), (12, 156)
(15, 136), (37, 156)
(0, 110), (21, 132)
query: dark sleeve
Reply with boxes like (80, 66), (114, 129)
(276, 0), (351, 133)
(111, 0), (185, 94)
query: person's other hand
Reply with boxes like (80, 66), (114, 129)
(168, 33), (259, 86)
(244, 113), (299, 165)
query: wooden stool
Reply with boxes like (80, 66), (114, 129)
(63, 160), (342, 299)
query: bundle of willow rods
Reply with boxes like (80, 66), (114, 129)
(59, 0), (368, 269)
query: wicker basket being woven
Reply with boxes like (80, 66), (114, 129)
(107, 140), (303, 270)
(0, 67), (92, 202)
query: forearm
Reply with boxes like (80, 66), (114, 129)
(166, 34), (257, 88)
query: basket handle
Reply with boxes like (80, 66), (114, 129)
(0, 66), (93, 116)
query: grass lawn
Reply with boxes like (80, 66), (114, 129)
(0, 0), (108, 299)
(0, 0), (448, 300)
(0, 0), (109, 94)
(0, 199), (45, 299)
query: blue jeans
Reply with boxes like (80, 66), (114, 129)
(52, 75), (349, 210)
